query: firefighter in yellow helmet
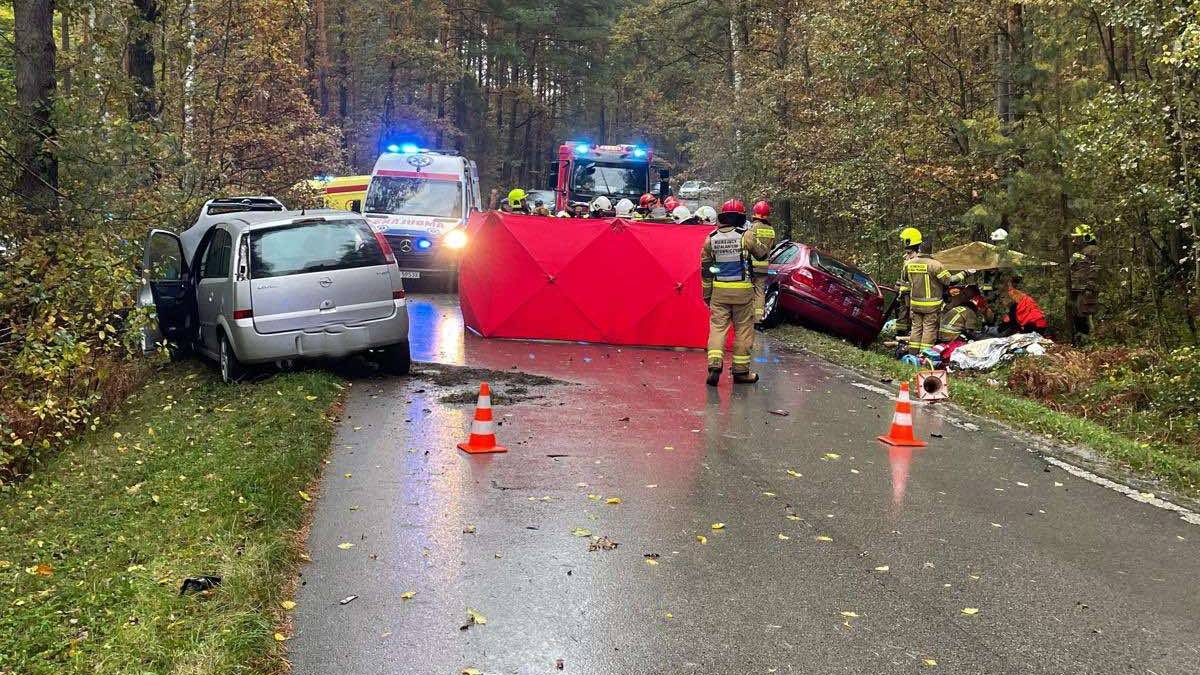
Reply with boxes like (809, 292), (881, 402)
(701, 199), (769, 386)
(894, 227), (920, 344)
(1069, 223), (1101, 341)
(749, 201), (777, 326)
(503, 188), (531, 214)
(901, 227), (965, 357)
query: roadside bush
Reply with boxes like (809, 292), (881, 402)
(0, 209), (154, 479)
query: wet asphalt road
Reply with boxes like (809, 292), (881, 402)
(290, 293), (1200, 675)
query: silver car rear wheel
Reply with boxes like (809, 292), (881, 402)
(219, 334), (244, 383)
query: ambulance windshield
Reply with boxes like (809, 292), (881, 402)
(365, 176), (462, 218)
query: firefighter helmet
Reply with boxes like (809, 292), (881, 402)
(614, 198), (635, 218)
(695, 205), (718, 225)
(664, 196), (681, 212)
(990, 228), (1009, 242)
(590, 196), (612, 212)
(639, 193), (657, 208)
(671, 205), (693, 223)
(1071, 224), (1094, 238)
(900, 227), (923, 247)
(507, 188), (527, 205)
(720, 199), (746, 216)
(752, 200), (770, 218)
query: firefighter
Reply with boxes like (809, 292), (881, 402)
(615, 198), (636, 219)
(695, 205), (718, 225)
(1069, 224), (1100, 340)
(748, 201), (776, 325)
(701, 199), (769, 386)
(671, 205), (700, 224)
(532, 200), (552, 217)
(635, 193), (658, 220)
(504, 188), (530, 214)
(938, 284), (982, 343)
(902, 228), (965, 357)
(664, 196), (681, 214)
(894, 228), (919, 346)
(589, 196), (615, 218)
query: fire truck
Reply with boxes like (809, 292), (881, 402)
(549, 142), (669, 212)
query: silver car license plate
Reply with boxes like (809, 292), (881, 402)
(397, 271), (421, 279)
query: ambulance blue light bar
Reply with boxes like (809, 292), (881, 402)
(575, 143), (591, 155)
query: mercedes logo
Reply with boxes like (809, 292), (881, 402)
(319, 276), (333, 287)
(399, 240), (413, 253)
(406, 154), (432, 168)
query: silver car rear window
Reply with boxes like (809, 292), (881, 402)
(250, 219), (385, 279)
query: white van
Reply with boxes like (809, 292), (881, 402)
(363, 147), (482, 280)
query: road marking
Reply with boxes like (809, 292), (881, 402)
(1044, 456), (1200, 526)
(850, 382), (892, 397)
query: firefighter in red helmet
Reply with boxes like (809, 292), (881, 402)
(749, 201), (776, 325)
(635, 193), (659, 220)
(700, 199), (769, 385)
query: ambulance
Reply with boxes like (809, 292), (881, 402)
(301, 175), (371, 212)
(363, 145), (482, 280)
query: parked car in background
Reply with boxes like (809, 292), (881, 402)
(140, 210), (411, 382)
(761, 241), (885, 347)
(678, 180), (704, 199)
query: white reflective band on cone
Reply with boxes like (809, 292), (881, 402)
(893, 412), (913, 427)
(898, 389), (911, 403)
(470, 419), (494, 435)
(477, 395), (491, 408)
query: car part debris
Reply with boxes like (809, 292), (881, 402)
(339, 595), (358, 605)
(179, 575), (222, 595)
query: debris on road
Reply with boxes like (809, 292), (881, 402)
(710, 522), (726, 530)
(339, 595), (358, 605)
(463, 525), (477, 534)
(571, 527), (592, 537)
(400, 591), (415, 600)
(769, 409), (790, 416)
(461, 608), (488, 630)
(695, 535), (708, 544)
(961, 607), (980, 615)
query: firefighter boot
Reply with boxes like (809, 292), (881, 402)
(706, 368), (722, 387)
(733, 371), (759, 384)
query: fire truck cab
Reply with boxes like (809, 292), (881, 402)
(551, 142), (667, 212)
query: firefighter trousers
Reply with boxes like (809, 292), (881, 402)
(909, 308), (940, 356)
(752, 274), (768, 322)
(707, 301), (755, 374)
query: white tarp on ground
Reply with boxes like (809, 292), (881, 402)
(949, 333), (1049, 370)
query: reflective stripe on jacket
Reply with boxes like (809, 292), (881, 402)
(749, 220), (775, 273)
(938, 305), (980, 342)
(904, 255), (963, 313)
(709, 228), (751, 288)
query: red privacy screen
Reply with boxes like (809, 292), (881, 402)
(458, 212), (711, 349)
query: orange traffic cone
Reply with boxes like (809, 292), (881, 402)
(457, 382), (508, 454)
(877, 382), (927, 447)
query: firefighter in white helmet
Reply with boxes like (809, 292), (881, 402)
(671, 205), (699, 224)
(615, 198), (635, 219)
(589, 196), (614, 218)
(695, 205), (718, 225)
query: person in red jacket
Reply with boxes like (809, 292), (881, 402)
(1000, 275), (1049, 336)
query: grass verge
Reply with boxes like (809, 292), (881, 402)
(0, 362), (343, 674)
(773, 325), (1200, 497)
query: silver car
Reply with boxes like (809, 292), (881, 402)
(140, 210), (411, 382)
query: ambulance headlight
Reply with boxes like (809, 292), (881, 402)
(444, 228), (468, 250)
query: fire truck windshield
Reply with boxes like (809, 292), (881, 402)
(365, 176), (462, 218)
(571, 161), (648, 200)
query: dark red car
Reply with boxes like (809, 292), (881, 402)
(761, 242), (886, 347)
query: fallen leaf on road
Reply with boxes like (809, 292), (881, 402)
(273, 633), (288, 642)
(337, 542), (354, 550)
(644, 557), (659, 566)
(840, 611), (859, 618)
(400, 591), (415, 600)
(605, 497), (623, 505)
(777, 533), (790, 540)
(298, 490), (311, 502)
(571, 527), (592, 537)
(823, 452), (841, 460)
(874, 565), (890, 572)
(340, 595), (358, 605)
(588, 536), (619, 551)
(850, 469), (860, 474)
(1016, 481), (1029, 487)
(786, 469), (802, 478)
(461, 669), (482, 675)
(353, 426), (362, 431)
(990, 523), (1003, 528)
(280, 600), (296, 610)
(762, 491), (776, 497)
(463, 608), (487, 627)
(587, 494), (601, 501)
(710, 523), (726, 530)
(786, 515), (801, 521)
(961, 607), (979, 616)
(1054, 481), (1064, 487)
(923, 658), (938, 667)
(343, 473), (352, 479)
(769, 409), (790, 416)
(695, 535), (707, 544)
(815, 535), (833, 542)
(463, 525), (477, 534)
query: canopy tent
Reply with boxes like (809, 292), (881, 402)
(932, 241), (1055, 271)
(458, 212), (711, 348)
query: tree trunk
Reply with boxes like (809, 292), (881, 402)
(314, 0), (329, 116)
(127, 0), (159, 121)
(12, 0), (59, 212)
(60, 9), (71, 98)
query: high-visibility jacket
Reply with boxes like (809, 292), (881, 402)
(748, 217), (776, 275)
(1070, 243), (1100, 292)
(938, 304), (981, 342)
(1008, 290), (1047, 329)
(903, 254), (963, 314)
(701, 226), (767, 304)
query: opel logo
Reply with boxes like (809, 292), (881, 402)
(399, 240), (413, 253)
(319, 276), (333, 287)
